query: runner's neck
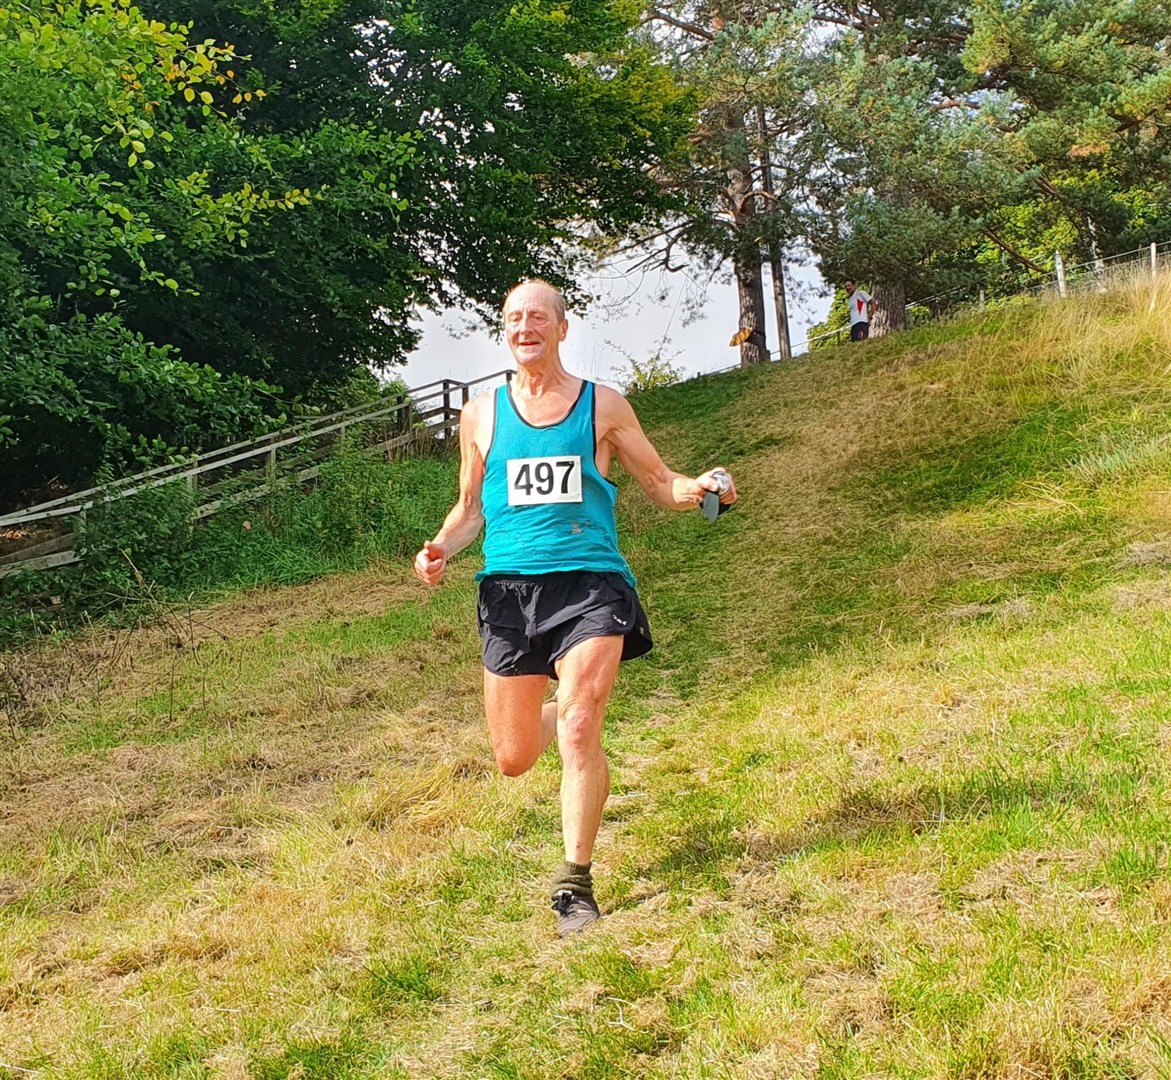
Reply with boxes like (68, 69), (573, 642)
(511, 359), (578, 400)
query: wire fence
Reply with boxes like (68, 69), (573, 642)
(779, 240), (1171, 361)
(904, 240), (1171, 326)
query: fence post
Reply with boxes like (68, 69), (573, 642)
(461, 382), (470, 407)
(442, 380), (453, 438)
(1055, 250), (1067, 298)
(267, 445), (277, 484)
(1153, 242), (1160, 278)
(979, 289), (986, 310)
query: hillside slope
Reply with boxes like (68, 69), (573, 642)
(3, 280), (1171, 1078)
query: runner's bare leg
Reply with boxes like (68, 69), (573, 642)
(553, 635), (623, 864)
(484, 672), (550, 776)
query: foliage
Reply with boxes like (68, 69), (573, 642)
(113, 101), (422, 395)
(377, 0), (696, 315)
(135, 0), (696, 384)
(2, 0), (693, 506)
(804, 0), (1171, 315)
(0, 0), (256, 298)
(0, 1), (294, 506)
(0, 306), (281, 506)
(0, 446), (459, 646)
(964, 0), (1171, 259)
(637, 0), (1171, 337)
(73, 476), (199, 599)
(613, 349), (684, 395)
(633, 3), (816, 364)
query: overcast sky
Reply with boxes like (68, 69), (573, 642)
(398, 257), (833, 392)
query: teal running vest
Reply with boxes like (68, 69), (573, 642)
(478, 380), (635, 585)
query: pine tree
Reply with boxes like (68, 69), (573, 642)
(635, 3), (815, 365)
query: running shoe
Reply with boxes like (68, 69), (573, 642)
(552, 889), (600, 937)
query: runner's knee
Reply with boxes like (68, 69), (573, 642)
(494, 743), (539, 777)
(488, 715), (544, 777)
(557, 697), (603, 759)
(496, 755), (530, 778)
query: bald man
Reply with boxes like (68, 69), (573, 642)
(414, 280), (737, 936)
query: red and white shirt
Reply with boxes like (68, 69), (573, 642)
(848, 290), (872, 325)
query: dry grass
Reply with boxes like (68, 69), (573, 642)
(3, 281), (1171, 1077)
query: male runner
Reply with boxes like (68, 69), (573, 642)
(413, 280), (736, 936)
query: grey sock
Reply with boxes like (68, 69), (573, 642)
(551, 861), (593, 900)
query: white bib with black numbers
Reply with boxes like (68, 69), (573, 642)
(506, 455), (583, 506)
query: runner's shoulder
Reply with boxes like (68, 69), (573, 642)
(593, 382), (638, 427)
(462, 386), (495, 424)
(455, 389), (497, 455)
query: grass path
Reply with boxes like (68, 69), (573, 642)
(3, 281), (1171, 1078)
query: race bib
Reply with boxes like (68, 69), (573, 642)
(506, 455), (583, 506)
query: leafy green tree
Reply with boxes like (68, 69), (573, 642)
(964, 0), (1171, 262)
(803, 3), (1005, 331)
(123, 0), (423, 396)
(135, 0), (695, 391)
(2, 0), (692, 507)
(805, 0), (1171, 329)
(0, 0), (287, 506)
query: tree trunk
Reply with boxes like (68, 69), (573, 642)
(734, 250), (769, 365)
(757, 107), (791, 360)
(726, 113), (768, 366)
(766, 244), (790, 359)
(870, 280), (907, 336)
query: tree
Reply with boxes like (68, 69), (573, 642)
(805, 0), (1171, 327)
(633, 4), (816, 366)
(0, 1), (288, 506)
(964, 0), (1171, 262)
(2, 0), (694, 506)
(135, 0), (696, 392)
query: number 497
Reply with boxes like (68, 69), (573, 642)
(514, 459), (576, 496)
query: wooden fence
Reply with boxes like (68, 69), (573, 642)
(0, 370), (512, 578)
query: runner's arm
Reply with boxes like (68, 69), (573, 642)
(599, 386), (737, 511)
(414, 398), (486, 584)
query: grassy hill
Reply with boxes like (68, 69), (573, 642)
(2, 278), (1171, 1078)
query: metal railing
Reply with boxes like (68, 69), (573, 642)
(904, 241), (1171, 325)
(0, 369), (512, 577)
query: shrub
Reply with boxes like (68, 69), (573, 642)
(614, 350), (684, 395)
(0, 443), (459, 646)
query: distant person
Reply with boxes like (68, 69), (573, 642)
(844, 280), (873, 341)
(413, 279), (736, 937)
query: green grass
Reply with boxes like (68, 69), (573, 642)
(4, 279), (1171, 1077)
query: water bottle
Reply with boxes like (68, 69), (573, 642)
(701, 469), (732, 522)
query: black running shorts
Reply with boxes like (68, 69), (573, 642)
(476, 571), (653, 678)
